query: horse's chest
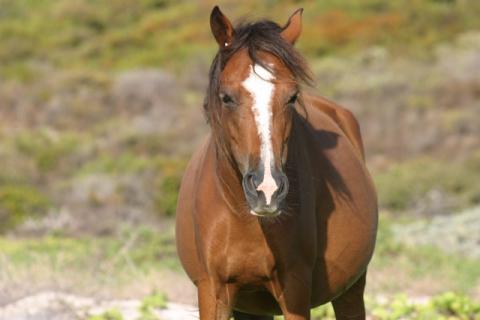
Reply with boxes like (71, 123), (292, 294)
(212, 240), (276, 285)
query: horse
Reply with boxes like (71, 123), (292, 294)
(176, 6), (378, 320)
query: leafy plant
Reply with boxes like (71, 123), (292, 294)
(14, 130), (80, 172)
(368, 292), (480, 319)
(0, 184), (51, 232)
(375, 157), (480, 212)
(88, 309), (124, 320)
(139, 291), (168, 320)
(153, 157), (186, 217)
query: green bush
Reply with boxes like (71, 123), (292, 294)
(430, 291), (480, 317)
(0, 184), (51, 232)
(153, 158), (186, 217)
(273, 292), (480, 319)
(0, 225), (179, 272)
(139, 291), (168, 320)
(310, 303), (335, 319)
(124, 226), (178, 270)
(14, 130), (80, 172)
(374, 156), (480, 211)
(369, 292), (480, 319)
(78, 153), (152, 175)
(88, 309), (123, 320)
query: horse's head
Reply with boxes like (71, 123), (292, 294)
(206, 7), (312, 217)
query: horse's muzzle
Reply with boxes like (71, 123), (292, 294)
(242, 169), (289, 216)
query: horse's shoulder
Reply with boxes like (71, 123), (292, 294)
(301, 93), (365, 161)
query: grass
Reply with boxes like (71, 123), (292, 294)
(87, 291), (480, 319)
(0, 225), (182, 301)
(139, 291), (168, 320)
(88, 309), (124, 320)
(0, 226), (179, 272)
(1, 216), (479, 302)
(87, 291), (168, 320)
(369, 214), (480, 297)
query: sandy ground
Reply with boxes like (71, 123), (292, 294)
(0, 291), (199, 320)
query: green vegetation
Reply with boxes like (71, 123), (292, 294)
(76, 153), (186, 217)
(153, 158), (186, 217)
(368, 292), (480, 320)
(78, 153), (153, 175)
(0, 226), (179, 272)
(2, 217), (480, 318)
(88, 309), (124, 320)
(0, 184), (51, 232)
(274, 292), (480, 319)
(139, 292), (168, 320)
(372, 214), (480, 294)
(14, 129), (81, 172)
(375, 156), (480, 212)
(86, 292), (167, 320)
(2, 0), (480, 80)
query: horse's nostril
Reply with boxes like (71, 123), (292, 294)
(247, 173), (256, 189)
(242, 171), (258, 197)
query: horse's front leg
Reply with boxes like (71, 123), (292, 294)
(331, 272), (367, 320)
(198, 279), (237, 320)
(268, 271), (312, 320)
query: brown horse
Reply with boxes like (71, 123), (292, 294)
(176, 7), (377, 320)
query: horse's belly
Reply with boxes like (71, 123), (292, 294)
(311, 205), (377, 305)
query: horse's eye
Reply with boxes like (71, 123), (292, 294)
(220, 93), (235, 107)
(287, 92), (298, 106)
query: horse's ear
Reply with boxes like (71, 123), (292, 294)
(210, 6), (235, 49)
(280, 8), (303, 45)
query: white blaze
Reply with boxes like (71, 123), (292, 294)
(242, 64), (277, 205)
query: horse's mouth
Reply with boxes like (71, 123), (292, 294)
(249, 208), (281, 217)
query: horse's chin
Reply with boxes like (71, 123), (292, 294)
(249, 209), (281, 218)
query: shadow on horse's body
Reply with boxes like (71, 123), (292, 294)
(176, 7), (377, 320)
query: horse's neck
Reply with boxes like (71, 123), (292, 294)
(285, 114), (316, 212)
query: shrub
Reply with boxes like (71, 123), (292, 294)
(78, 153), (152, 175)
(88, 309), (123, 320)
(374, 156), (480, 212)
(0, 184), (51, 233)
(153, 157), (186, 217)
(14, 130), (80, 172)
(369, 292), (480, 319)
(139, 291), (168, 320)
